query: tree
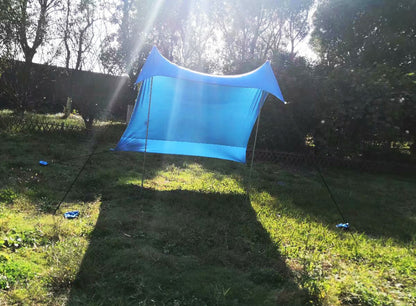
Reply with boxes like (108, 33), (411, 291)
(60, 0), (97, 71)
(150, 1), (218, 72)
(311, 0), (416, 159)
(255, 52), (319, 152)
(211, 0), (314, 73)
(69, 70), (132, 129)
(0, 1), (16, 59)
(213, 0), (282, 73)
(100, 0), (315, 76)
(0, 1), (20, 107)
(101, 0), (217, 77)
(58, 0), (99, 124)
(100, 0), (152, 76)
(312, 0), (416, 70)
(0, 0), (60, 112)
(282, 0), (313, 58)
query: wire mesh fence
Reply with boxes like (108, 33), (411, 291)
(0, 116), (84, 133)
(1, 115), (414, 175)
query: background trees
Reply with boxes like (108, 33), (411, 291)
(0, 0), (415, 161)
(311, 0), (416, 159)
(0, 0), (60, 112)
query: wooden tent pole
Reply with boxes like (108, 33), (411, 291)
(141, 77), (153, 189)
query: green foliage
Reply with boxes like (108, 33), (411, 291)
(255, 53), (319, 152)
(1, 229), (50, 251)
(0, 188), (17, 204)
(0, 1), (19, 57)
(310, 0), (416, 159)
(312, 0), (416, 70)
(0, 258), (35, 290)
(69, 70), (134, 128)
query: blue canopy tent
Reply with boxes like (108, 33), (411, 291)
(115, 46), (284, 165)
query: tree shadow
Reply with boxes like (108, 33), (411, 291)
(67, 185), (313, 305)
(246, 163), (416, 244)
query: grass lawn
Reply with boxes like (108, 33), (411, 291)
(0, 121), (415, 305)
(0, 109), (86, 126)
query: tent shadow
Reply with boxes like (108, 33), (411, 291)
(67, 186), (313, 305)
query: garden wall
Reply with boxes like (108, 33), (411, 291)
(0, 61), (136, 121)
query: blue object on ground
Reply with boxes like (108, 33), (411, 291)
(64, 211), (80, 219)
(336, 222), (350, 230)
(39, 160), (48, 166)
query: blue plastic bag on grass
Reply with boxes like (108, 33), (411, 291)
(336, 222), (349, 230)
(64, 211), (80, 219)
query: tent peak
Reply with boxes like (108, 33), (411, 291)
(148, 46), (271, 78)
(136, 46), (284, 102)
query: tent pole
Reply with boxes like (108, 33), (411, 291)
(247, 107), (262, 197)
(141, 77), (153, 189)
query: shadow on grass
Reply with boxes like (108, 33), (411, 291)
(67, 186), (312, 305)
(245, 163), (416, 244)
(0, 125), (126, 210)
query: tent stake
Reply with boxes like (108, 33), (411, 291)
(141, 77), (153, 189)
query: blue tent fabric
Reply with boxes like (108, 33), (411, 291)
(115, 46), (284, 163)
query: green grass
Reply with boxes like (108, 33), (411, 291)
(0, 109), (86, 126)
(0, 117), (415, 305)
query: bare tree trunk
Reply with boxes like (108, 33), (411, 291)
(64, 0), (71, 69)
(17, 0), (55, 113)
